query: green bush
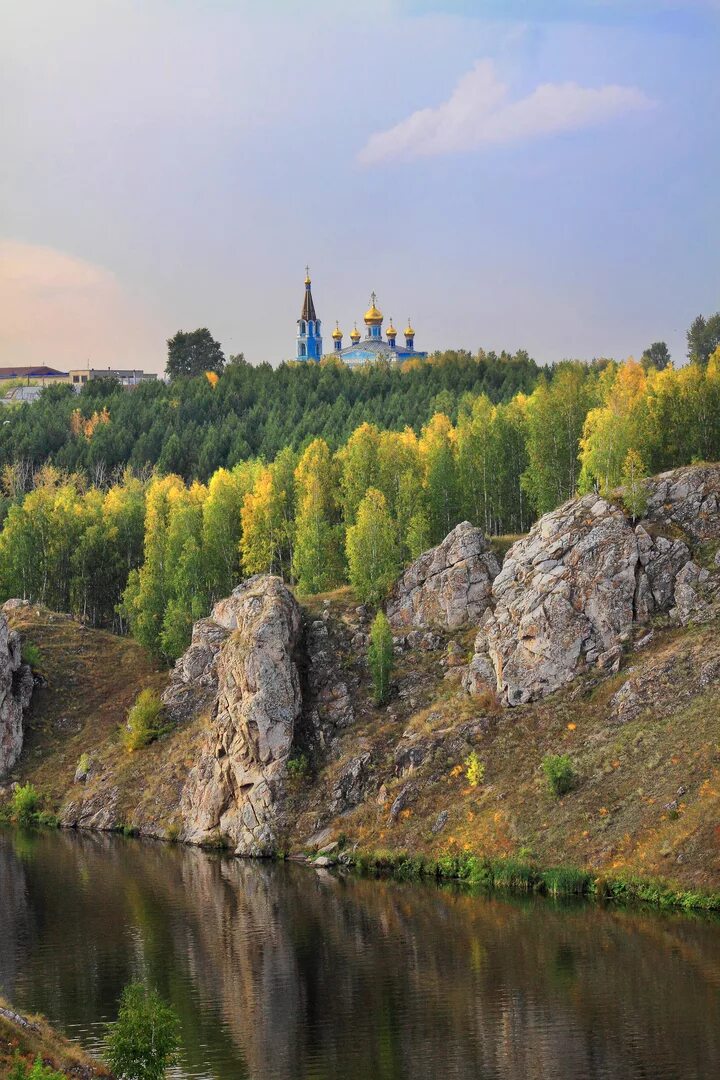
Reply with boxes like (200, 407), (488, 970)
(21, 643), (43, 671)
(368, 611), (394, 705)
(8, 1055), (66, 1080)
(104, 982), (180, 1080)
(465, 751), (485, 787)
(122, 689), (165, 752)
(286, 753), (309, 779)
(542, 753), (575, 797)
(11, 783), (40, 825)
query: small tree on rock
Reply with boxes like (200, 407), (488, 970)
(105, 982), (180, 1080)
(368, 611), (394, 706)
(621, 449), (649, 522)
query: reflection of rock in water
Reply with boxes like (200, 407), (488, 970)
(0, 837), (32, 1001)
(2, 831), (720, 1080)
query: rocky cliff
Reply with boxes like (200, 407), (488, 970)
(466, 465), (720, 705)
(3, 464), (720, 895)
(0, 609), (33, 776)
(171, 575), (302, 855)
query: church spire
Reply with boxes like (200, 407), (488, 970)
(301, 265), (317, 322)
(296, 266), (322, 361)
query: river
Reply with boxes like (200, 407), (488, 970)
(1, 828), (719, 1079)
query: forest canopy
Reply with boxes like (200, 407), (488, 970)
(1, 349), (718, 663)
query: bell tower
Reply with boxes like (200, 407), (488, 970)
(296, 267), (323, 362)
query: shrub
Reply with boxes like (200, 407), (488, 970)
(465, 751), (485, 787)
(122, 689), (165, 752)
(8, 1055), (66, 1080)
(104, 982), (180, 1080)
(11, 782), (40, 825)
(286, 753), (309, 779)
(21, 643), (43, 671)
(368, 611), (394, 705)
(542, 753), (575, 797)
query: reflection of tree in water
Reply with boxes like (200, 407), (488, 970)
(1, 831), (720, 1080)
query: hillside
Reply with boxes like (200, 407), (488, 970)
(2, 463), (719, 901)
(3, 593), (719, 897)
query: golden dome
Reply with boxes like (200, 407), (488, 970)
(350, 322), (361, 342)
(364, 291), (383, 326)
(332, 321), (343, 340)
(386, 319), (397, 338)
(404, 319), (415, 337)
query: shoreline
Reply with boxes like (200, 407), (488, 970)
(4, 817), (719, 915)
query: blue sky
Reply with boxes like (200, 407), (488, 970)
(1, 0), (718, 371)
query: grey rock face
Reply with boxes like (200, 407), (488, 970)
(387, 521), (499, 631)
(177, 576), (303, 856)
(0, 614), (33, 776)
(643, 464), (720, 543)
(468, 466), (720, 706)
(484, 495), (640, 705)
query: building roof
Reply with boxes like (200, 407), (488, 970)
(301, 270), (317, 323)
(0, 365), (67, 379)
(339, 339), (427, 363)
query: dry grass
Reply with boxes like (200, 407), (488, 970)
(0, 997), (110, 1078)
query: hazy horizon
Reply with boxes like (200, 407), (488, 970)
(1, 0), (718, 373)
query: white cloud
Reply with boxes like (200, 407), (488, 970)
(0, 242), (164, 371)
(358, 60), (654, 165)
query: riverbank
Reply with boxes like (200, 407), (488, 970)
(298, 846), (720, 913)
(0, 998), (109, 1079)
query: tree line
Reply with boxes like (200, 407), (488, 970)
(0, 349), (540, 489)
(1, 350), (718, 661)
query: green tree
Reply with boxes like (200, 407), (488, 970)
(104, 982), (180, 1080)
(621, 448), (649, 521)
(166, 328), (225, 379)
(292, 439), (343, 594)
(346, 488), (401, 605)
(640, 341), (671, 371)
(367, 610), (394, 705)
(687, 312), (720, 367)
(522, 364), (596, 516)
(419, 413), (460, 544)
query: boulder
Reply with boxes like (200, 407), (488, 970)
(386, 522), (499, 631)
(0, 614), (33, 776)
(177, 576), (302, 856)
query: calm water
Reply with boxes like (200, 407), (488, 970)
(1, 830), (720, 1080)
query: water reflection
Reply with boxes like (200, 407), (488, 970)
(1, 828), (719, 1079)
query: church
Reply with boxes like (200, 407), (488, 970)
(295, 269), (427, 366)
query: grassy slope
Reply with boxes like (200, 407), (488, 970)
(5, 599), (720, 897)
(4, 607), (204, 835)
(0, 999), (109, 1078)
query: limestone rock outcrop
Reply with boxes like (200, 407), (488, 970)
(386, 522), (500, 631)
(0, 612), (33, 776)
(467, 464), (720, 706)
(172, 575), (302, 856)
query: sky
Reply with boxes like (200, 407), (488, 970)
(1, 0), (718, 372)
